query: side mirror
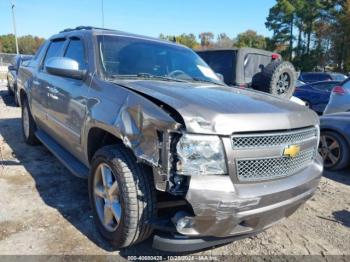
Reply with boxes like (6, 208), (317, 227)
(8, 65), (15, 71)
(45, 57), (86, 80)
(216, 73), (224, 82)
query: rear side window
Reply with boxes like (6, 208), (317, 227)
(33, 43), (46, 61)
(302, 73), (331, 82)
(43, 39), (66, 65)
(313, 82), (337, 91)
(198, 51), (235, 85)
(64, 38), (86, 70)
(244, 54), (271, 84)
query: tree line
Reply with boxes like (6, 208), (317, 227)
(0, 34), (45, 55)
(1, 0), (349, 73)
(266, 0), (350, 73)
(161, 0), (350, 73)
(159, 30), (268, 51)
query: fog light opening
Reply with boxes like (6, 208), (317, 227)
(172, 211), (194, 231)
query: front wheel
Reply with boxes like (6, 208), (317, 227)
(319, 131), (349, 171)
(88, 145), (156, 248)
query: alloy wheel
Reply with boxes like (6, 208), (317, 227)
(93, 163), (122, 232)
(276, 73), (291, 95)
(22, 106), (30, 139)
(319, 135), (341, 168)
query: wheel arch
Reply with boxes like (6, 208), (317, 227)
(86, 126), (124, 164)
(19, 88), (27, 106)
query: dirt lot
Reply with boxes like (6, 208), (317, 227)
(0, 83), (349, 258)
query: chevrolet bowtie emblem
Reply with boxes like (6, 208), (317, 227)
(283, 145), (301, 158)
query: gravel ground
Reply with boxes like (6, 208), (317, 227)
(0, 84), (349, 259)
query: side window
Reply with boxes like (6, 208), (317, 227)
(316, 74), (331, 81)
(198, 51), (235, 85)
(313, 83), (334, 91)
(33, 43), (45, 61)
(302, 74), (314, 82)
(64, 38), (86, 70)
(43, 39), (66, 68)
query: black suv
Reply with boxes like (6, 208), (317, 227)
(197, 48), (297, 98)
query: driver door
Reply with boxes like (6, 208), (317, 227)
(45, 37), (89, 159)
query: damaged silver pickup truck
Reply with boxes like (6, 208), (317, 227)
(17, 26), (323, 252)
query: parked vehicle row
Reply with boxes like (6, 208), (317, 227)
(12, 26), (324, 252)
(7, 54), (33, 106)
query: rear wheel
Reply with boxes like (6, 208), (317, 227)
(21, 98), (40, 145)
(319, 131), (349, 170)
(89, 145), (156, 248)
(14, 85), (20, 107)
(7, 78), (13, 95)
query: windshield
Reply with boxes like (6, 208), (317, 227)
(97, 35), (222, 85)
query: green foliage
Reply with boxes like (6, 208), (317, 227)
(0, 34), (17, 53)
(0, 34), (45, 54)
(198, 32), (214, 48)
(235, 30), (267, 49)
(265, 0), (350, 72)
(159, 31), (266, 50)
(216, 33), (235, 48)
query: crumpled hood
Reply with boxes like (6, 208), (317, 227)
(112, 80), (319, 135)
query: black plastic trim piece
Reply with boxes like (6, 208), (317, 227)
(152, 231), (260, 252)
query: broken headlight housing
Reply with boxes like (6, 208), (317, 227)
(176, 134), (227, 176)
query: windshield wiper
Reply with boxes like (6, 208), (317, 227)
(190, 77), (225, 86)
(109, 73), (188, 83)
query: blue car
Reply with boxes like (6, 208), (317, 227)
(293, 81), (341, 114)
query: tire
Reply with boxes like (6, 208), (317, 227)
(7, 78), (13, 95)
(21, 98), (40, 145)
(14, 84), (20, 107)
(319, 131), (349, 171)
(88, 145), (156, 248)
(252, 61), (296, 99)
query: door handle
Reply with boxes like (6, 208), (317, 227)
(47, 93), (59, 100)
(47, 86), (59, 94)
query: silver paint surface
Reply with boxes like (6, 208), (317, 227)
(16, 28), (322, 239)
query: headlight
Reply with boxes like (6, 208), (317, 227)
(176, 134), (227, 176)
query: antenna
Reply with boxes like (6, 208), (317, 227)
(101, 0), (105, 28)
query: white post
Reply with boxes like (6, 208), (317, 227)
(11, 0), (19, 54)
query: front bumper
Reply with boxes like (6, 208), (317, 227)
(175, 154), (323, 238)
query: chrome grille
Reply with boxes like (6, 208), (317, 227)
(232, 127), (317, 149)
(236, 148), (315, 182)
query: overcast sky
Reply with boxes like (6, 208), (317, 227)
(0, 0), (275, 39)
